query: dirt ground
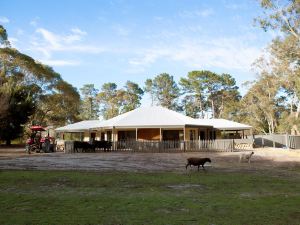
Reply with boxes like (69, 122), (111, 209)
(1, 147), (300, 175)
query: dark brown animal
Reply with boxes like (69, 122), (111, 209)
(92, 140), (112, 151)
(74, 141), (93, 152)
(186, 157), (211, 171)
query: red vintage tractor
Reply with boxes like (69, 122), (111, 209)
(25, 126), (55, 154)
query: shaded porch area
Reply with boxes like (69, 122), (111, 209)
(97, 126), (215, 151)
(107, 126), (214, 142)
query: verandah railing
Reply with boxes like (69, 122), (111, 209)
(64, 139), (253, 153)
(113, 140), (234, 152)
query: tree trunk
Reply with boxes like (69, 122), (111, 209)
(90, 98), (93, 119)
(290, 101), (300, 134)
(199, 97), (204, 119)
(219, 96), (224, 118)
(268, 122), (271, 135)
(211, 99), (215, 118)
(271, 119), (275, 134)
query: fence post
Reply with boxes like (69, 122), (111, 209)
(285, 133), (289, 150)
(232, 139), (235, 152)
(272, 134), (276, 148)
(114, 141), (117, 151)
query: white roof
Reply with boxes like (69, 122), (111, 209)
(198, 118), (252, 130)
(55, 120), (104, 132)
(55, 107), (252, 132)
(90, 106), (211, 129)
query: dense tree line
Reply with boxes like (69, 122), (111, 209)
(243, 0), (300, 134)
(81, 71), (240, 121)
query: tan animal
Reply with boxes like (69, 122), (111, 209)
(239, 151), (254, 164)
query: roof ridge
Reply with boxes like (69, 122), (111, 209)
(163, 107), (195, 123)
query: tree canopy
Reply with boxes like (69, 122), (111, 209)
(180, 71), (240, 119)
(97, 81), (144, 119)
(79, 84), (99, 120)
(144, 73), (180, 110)
(251, 0), (300, 134)
(0, 25), (80, 144)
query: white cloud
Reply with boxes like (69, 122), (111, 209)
(129, 49), (170, 66)
(36, 27), (88, 46)
(31, 27), (105, 57)
(36, 28), (61, 48)
(0, 16), (9, 24)
(173, 38), (261, 70)
(22, 27), (106, 67)
(71, 28), (87, 36)
(128, 36), (262, 73)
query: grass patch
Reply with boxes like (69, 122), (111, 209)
(0, 170), (299, 225)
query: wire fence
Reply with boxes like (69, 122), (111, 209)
(253, 134), (300, 149)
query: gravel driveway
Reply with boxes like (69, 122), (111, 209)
(1, 148), (300, 174)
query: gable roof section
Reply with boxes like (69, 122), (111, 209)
(55, 120), (104, 132)
(90, 106), (211, 129)
(198, 118), (252, 130)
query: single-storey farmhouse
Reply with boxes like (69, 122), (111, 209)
(56, 106), (252, 143)
(88, 106), (214, 142)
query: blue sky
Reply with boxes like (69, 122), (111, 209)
(1, 0), (272, 104)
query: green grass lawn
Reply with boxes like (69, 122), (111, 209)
(0, 170), (299, 225)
